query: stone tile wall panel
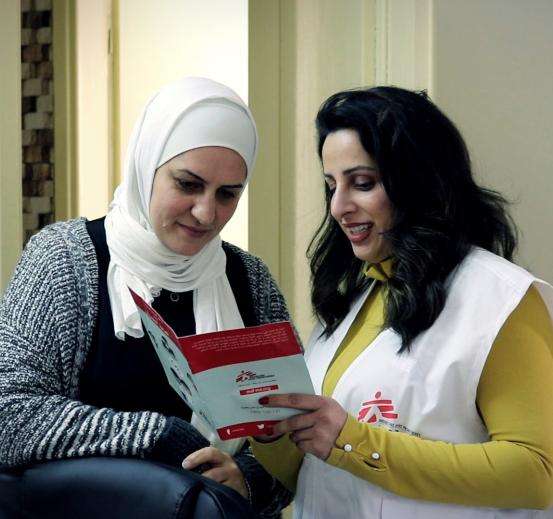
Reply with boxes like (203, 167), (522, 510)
(21, 1), (55, 244)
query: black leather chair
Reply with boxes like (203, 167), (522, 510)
(0, 458), (256, 519)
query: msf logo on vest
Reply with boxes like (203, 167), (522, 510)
(357, 391), (398, 424)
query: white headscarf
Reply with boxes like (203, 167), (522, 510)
(104, 77), (258, 454)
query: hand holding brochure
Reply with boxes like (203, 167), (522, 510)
(130, 290), (315, 440)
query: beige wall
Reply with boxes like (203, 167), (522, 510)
(75, 0), (112, 220)
(0, 3), (23, 294)
(116, 0), (249, 250)
(432, 0), (553, 282)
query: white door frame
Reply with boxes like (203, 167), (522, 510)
(375, 0), (433, 93)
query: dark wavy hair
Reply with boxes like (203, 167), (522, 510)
(308, 86), (517, 353)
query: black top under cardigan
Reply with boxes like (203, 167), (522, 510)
(81, 217), (256, 417)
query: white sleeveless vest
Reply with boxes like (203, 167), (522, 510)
(295, 248), (553, 519)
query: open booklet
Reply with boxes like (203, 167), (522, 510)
(130, 289), (315, 440)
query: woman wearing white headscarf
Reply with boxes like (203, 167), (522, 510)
(0, 77), (292, 517)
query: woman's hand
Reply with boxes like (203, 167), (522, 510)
(182, 446), (248, 499)
(259, 393), (347, 460)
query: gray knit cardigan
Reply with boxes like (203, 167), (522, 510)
(0, 218), (292, 515)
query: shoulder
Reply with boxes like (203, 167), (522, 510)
(467, 248), (535, 283)
(24, 218), (94, 261)
(2, 218), (99, 356)
(222, 241), (265, 267)
(222, 241), (290, 324)
(7, 218), (99, 310)
(222, 241), (272, 281)
(452, 247), (538, 298)
(439, 247), (553, 336)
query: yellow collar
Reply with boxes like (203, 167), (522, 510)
(363, 258), (394, 281)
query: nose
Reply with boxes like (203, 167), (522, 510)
(330, 185), (355, 222)
(190, 194), (216, 226)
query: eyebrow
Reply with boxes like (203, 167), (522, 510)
(323, 165), (377, 179)
(175, 168), (244, 189)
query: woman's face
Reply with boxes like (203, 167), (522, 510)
(149, 146), (246, 255)
(322, 129), (393, 264)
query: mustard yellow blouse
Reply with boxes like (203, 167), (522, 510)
(251, 260), (553, 509)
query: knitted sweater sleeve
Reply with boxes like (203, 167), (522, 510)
(0, 222), (172, 467)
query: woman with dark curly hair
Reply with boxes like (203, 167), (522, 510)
(251, 87), (553, 518)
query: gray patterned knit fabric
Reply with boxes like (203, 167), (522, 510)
(0, 218), (291, 468)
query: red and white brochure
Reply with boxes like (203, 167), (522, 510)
(130, 289), (315, 440)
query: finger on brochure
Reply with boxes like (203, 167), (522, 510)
(259, 393), (321, 410)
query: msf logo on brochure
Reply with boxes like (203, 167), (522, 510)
(357, 391), (399, 424)
(236, 370), (257, 382)
(236, 369), (279, 396)
(235, 370), (275, 383)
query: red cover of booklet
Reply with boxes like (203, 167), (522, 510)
(130, 289), (315, 439)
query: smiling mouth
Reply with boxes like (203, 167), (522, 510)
(344, 223), (373, 243)
(177, 223), (211, 238)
